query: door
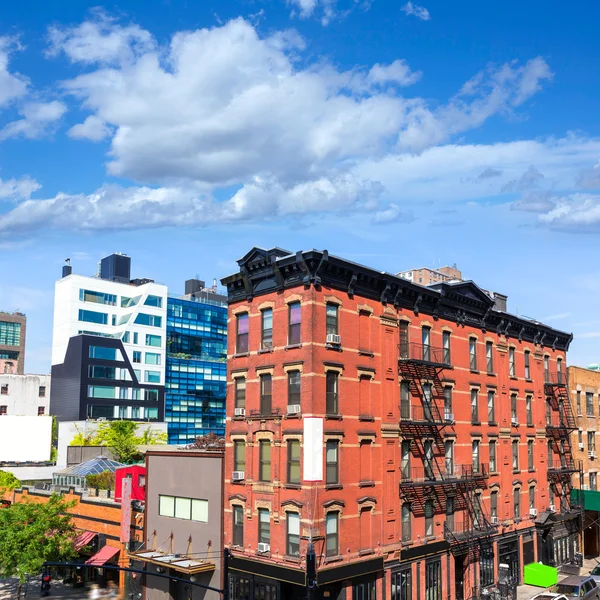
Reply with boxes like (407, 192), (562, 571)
(454, 555), (465, 600)
(523, 540), (534, 566)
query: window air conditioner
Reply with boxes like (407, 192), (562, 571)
(549, 504), (556, 512)
(579, 443), (585, 450)
(257, 543), (270, 553)
(511, 417), (519, 426)
(590, 451), (597, 459)
(232, 471), (245, 481)
(491, 516), (499, 525)
(529, 508), (538, 517)
(326, 334), (341, 345)
(445, 413), (454, 423)
(234, 408), (246, 417)
(287, 404), (301, 415)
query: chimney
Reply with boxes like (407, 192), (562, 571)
(62, 258), (72, 278)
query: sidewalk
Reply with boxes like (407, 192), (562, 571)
(516, 557), (600, 600)
(0, 578), (90, 599)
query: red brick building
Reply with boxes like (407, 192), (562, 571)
(221, 247), (577, 600)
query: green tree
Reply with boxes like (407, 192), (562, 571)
(95, 421), (138, 463)
(86, 471), (115, 491)
(70, 424), (99, 446)
(0, 495), (77, 598)
(0, 470), (20, 497)
(137, 426), (168, 446)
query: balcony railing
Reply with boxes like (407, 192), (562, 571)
(547, 459), (578, 474)
(545, 371), (567, 386)
(444, 519), (496, 541)
(545, 414), (576, 430)
(400, 403), (449, 424)
(400, 463), (488, 484)
(399, 342), (450, 367)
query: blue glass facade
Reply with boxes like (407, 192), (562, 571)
(165, 295), (227, 444)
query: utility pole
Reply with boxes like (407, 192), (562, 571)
(306, 542), (316, 600)
(223, 547), (230, 600)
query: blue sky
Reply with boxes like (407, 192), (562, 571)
(1, 0), (600, 373)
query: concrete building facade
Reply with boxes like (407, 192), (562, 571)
(0, 373), (50, 416)
(221, 247), (575, 600)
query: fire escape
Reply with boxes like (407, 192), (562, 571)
(398, 340), (495, 560)
(545, 370), (582, 515)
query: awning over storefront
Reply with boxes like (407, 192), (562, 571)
(572, 489), (600, 511)
(74, 531), (97, 551)
(129, 550), (216, 575)
(86, 545), (120, 566)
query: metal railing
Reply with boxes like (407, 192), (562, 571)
(545, 371), (567, 386)
(399, 342), (450, 366)
(400, 403), (449, 423)
(400, 463), (488, 483)
(547, 459), (578, 473)
(444, 519), (496, 540)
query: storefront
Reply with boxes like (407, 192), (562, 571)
(498, 537), (520, 585)
(536, 510), (581, 568)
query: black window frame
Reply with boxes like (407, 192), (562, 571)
(326, 303), (339, 337)
(442, 331), (451, 365)
(524, 351), (531, 379)
(236, 313), (249, 354)
(326, 440), (339, 484)
(260, 374), (272, 416)
(288, 370), (301, 407)
(288, 301), (301, 345)
(485, 341), (493, 374)
(326, 371), (339, 415)
(487, 390), (495, 423)
(399, 321), (409, 359)
(392, 568), (411, 600)
(509, 347), (516, 377)
(234, 377), (246, 410)
(514, 488), (520, 519)
(469, 338), (478, 371)
(232, 505), (244, 547)
(425, 559), (442, 600)
(261, 308), (273, 350)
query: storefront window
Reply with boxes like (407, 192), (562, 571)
(425, 560), (442, 600)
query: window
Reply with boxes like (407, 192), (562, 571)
(422, 327), (431, 361)
(88, 385), (115, 399)
(121, 295), (140, 308)
(261, 308), (273, 349)
(512, 440), (519, 471)
(442, 331), (451, 365)
(425, 560), (442, 600)
(487, 390), (495, 423)
(544, 356), (549, 382)
(326, 304), (339, 336)
(38, 386), (46, 397)
(325, 512), (338, 557)
(144, 295), (163, 307)
(236, 313), (249, 354)
(424, 500), (435, 537)
(131, 406), (140, 418)
(490, 491), (498, 519)
(486, 341), (493, 373)
(392, 569), (411, 600)
(233, 506), (244, 547)
(37, 406), (45, 416)
(528, 440), (534, 470)
(78, 309), (108, 325)
(145, 352), (161, 365)
(259, 441), (271, 482)
(471, 389), (479, 423)
(399, 321), (409, 358)
(529, 486), (535, 510)
(0, 405), (6, 415)
(288, 370), (301, 407)
(524, 351), (531, 379)
(234, 378), (246, 409)
(287, 440), (301, 484)
(591, 473), (598, 491)
(288, 302), (301, 345)
(526, 395), (532, 425)
(401, 441), (411, 480)
(146, 334), (161, 347)
(326, 371), (339, 415)
(0, 384), (7, 395)
(144, 389), (159, 402)
(509, 347), (516, 377)
(118, 405), (128, 418)
(401, 504), (411, 542)
(588, 431), (596, 452)
(579, 430), (584, 446)
(234, 441), (246, 472)
(79, 289), (117, 306)
(514, 488), (520, 519)
(490, 440), (497, 472)
(326, 440), (339, 484)
(134, 313), (162, 327)
(400, 381), (411, 420)
(469, 338), (477, 371)
(158, 495), (208, 522)
(472, 440), (480, 473)
(0, 321), (21, 346)
(511, 393), (518, 423)
(557, 357), (564, 383)
(144, 371), (160, 383)
(587, 392), (594, 416)
(445, 440), (454, 476)
(133, 351), (141, 363)
(445, 496), (454, 532)
(287, 513), (300, 557)
(133, 332), (138, 344)
(258, 508), (270, 545)
(443, 386), (452, 420)
(423, 383), (433, 420)
(577, 391), (582, 415)
(424, 440), (434, 480)
(480, 546), (495, 588)
(260, 374), (272, 415)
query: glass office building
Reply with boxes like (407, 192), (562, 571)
(165, 295), (227, 444)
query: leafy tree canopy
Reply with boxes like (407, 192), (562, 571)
(0, 495), (77, 585)
(0, 470), (20, 497)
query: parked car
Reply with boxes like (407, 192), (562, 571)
(590, 565), (600, 584)
(530, 593), (568, 600)
(549, 576), (600, 600)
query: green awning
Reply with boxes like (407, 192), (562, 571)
(571, 489), (600, 511)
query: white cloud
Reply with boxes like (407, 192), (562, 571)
(0, 101), (67, 141)
(0, 37), (29, 108)
(401, 2), (430, 20)
(367, 60), (422, 87)
(287, 0), (367, 25)
(68, 115), (112, 141)
(538, 194), (600, 231)
(0, 176), (40, 200)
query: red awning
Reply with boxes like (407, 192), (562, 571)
(74, 531), (97, 551)
(85, 545), (120, 566)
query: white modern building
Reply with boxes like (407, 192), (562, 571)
(50, 254), (168, 423)
(0, 373), (51, 416)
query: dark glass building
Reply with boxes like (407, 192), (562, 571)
(165, 294), (227, 444)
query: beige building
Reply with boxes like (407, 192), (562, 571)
(397, 264), (462, 285)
